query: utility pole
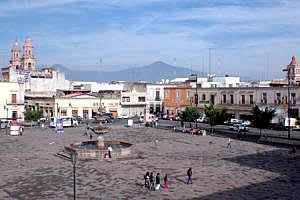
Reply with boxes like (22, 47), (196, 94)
(283, 68), (291, 140)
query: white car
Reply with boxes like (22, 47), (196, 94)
(196, 117), (205, 123)
(242, 120), (251, 126)
(117, 114), (129, 119)
(229, 124), (249, 132)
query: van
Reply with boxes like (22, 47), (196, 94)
(50, 116), (78, 127)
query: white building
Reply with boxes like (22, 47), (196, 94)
(0, 82), (25, 121)
(72, 81), (124, 92)
(121, 83), (147, 116)
(146, 83), (176, 114)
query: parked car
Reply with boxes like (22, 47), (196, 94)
(229, 124), (249, 132)
(103, 116), (113, 123)
(117, 114), (130, 119)
(72, 116), (83, 124)
(242, 120), (251, 126)
(196, 116), (205, 123)
(168, 114), (177, 121)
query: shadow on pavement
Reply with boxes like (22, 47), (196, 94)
(190, 149), (300, 200)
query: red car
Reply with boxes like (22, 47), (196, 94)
(168, 115), (177, 120)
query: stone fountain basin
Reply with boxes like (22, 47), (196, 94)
(65, 140), (132, 160)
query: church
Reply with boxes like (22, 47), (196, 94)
(10, 37), (36, 71)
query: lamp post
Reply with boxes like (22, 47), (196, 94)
(71, 152), (78, 200)
(283, 68), (291, 140)
(191, 74), (198, 108)
(191, 74), (198, 128)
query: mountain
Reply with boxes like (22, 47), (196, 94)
(51, 61), (205, 82)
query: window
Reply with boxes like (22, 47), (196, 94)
(241, 95), (245, 104)
(262, 93), (267, 104)
(202, 94), (206, 101)
(12, 94), (17, 104)
(186, 91), (190, 98)
(210, 95), (215, 105)
(291, 93), (296, 105)
(250, 95), (253, 104)
(12, 111), (17, 119)
(138, 97), (146, 102)
(165, 91), (169, 98)
(61, 110), (67, 116)
(223, 94), (226, 104)
(83, 109), (89, 119)
(155, 90), (160, 101)
(72, 110), (78, 116)
(275, 93), (281, 104)
(122, 97), (130, 102)
(230, 95), (234, 104)
(176, 90), (180, 98)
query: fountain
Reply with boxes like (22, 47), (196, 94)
(64, 131), (132, 160)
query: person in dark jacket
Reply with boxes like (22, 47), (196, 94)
(187, 168), (192, 184)
(155, 173), (161, 190)
(149, 172), (154, 190)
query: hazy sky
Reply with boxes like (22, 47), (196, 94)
(0, 0), (300, 80)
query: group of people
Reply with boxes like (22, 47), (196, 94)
(144, 172), (168, 190)
(143, 168), (193, 190)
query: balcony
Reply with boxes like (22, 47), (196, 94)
(6, 100), (24, 105)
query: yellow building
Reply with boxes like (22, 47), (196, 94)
(0, 82), (25, 121)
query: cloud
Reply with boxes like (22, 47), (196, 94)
(1, 0), (300, 79)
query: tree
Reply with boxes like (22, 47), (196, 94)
(24, 109), (43, 122)
(179, 107), (201, 128)
(204, 104), (228, 133)
(251, 105), (276, 137)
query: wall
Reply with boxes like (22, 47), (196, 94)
(0, 82), (24, 121)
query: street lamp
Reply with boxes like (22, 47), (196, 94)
(283, 68), (291, 140)
(191, 74), (198, 129)
(191, 74), (198, 108)
(71, 152), (78, 200)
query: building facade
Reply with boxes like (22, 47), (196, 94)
(163, 86), (192, 115)
(0, 82), (25, 121)
(121, 83), (147, 116)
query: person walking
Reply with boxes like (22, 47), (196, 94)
(155, 173), (161, 190)
(84, 125), (89, 136)
(163, 174), (168, 189)
(108, 145), (113, 159)
(144, 172), (150, 188)
(227, 138), (232, 149)
(187, 168), (192, 184)
(150, 172), (154, 190)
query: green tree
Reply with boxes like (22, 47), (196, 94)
(251, 105), (276, 136)
(179, 107), (201, 128)
(24, 109), (43, 122)
(204, 104), (228, 133)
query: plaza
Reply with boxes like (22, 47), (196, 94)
(0, 122), (299, 200)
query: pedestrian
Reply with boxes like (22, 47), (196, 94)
(89, 132), (93, 140)
(144, 172), (150, 188)
(163, 174), (168, 189)
(84, 126), (89, 136)
(227, 138), (232, 149)
(108, 145), (113, 159)
(187, 168), (192, 184)
(155, 173), (161, 190)
(149, 172), (154, 190)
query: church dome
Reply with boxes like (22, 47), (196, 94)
(12, 40), (19, 50)
(25, 36), (32, 43)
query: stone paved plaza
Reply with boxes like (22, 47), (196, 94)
(0, 123), (300, 200)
